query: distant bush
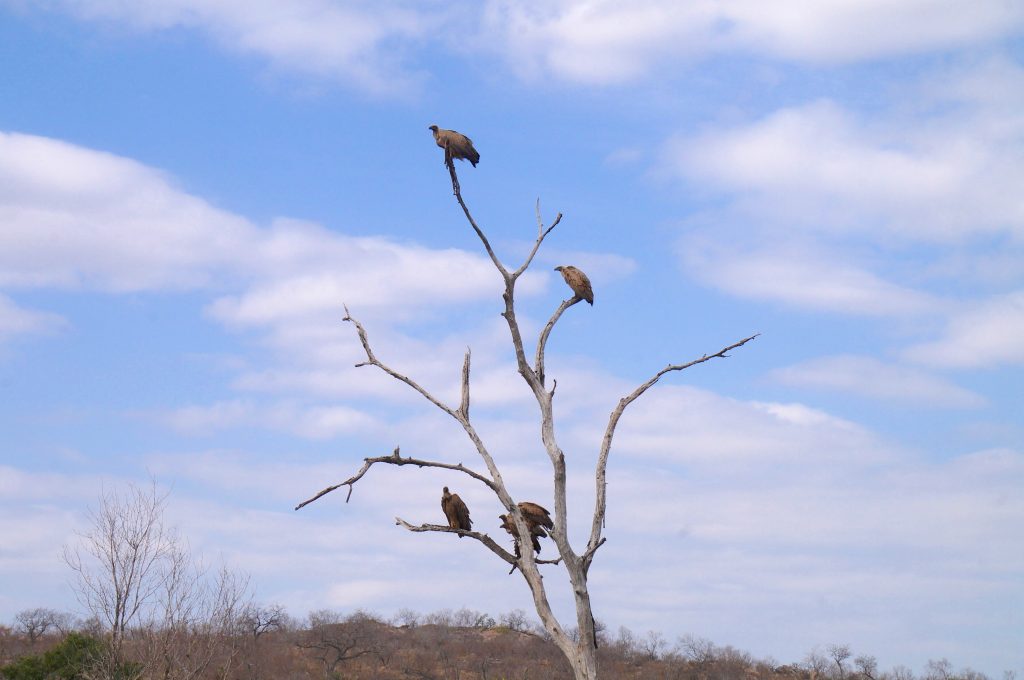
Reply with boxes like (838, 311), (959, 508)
(2, 632), (99, 679)
(0, 632), (142, 680)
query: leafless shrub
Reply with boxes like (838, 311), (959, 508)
(498, 609), (530, 633)
(451, 608), (494, 629)
(925, 659), (955, 680)
(297, 610), (381, 678)
(14, 608), (72, 644)
(640, 630), (666, 661)
(392, 608), (421, 628)
(63, 481), (175, 652)
(855, 654), (878, 680)
(61, 480), (252, 680)
(890, 665), (917, 680)
(828, 644), (852, 680)
(241, 603), (290, 640)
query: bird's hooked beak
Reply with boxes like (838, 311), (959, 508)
(553, 265), (563, 272)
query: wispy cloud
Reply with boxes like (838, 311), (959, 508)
(905, 291), (1024, 368)
(19, 2), (1024, 92)
(481, 1), (1024, 84)
(29, 0), (447, 95)
(0, 293), (65, 342)
(0, 131), (255, 291)
(153, 399), (381, 439)
(598, 384), (890, 469)
(663, 59), (1024, 395)
(770, 354), (986, 408)
(677, 236), (940, 316)
(0, 132), (521, 306)
(664, 93), (1024, 242)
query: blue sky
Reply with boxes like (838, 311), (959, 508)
(1, 1), (1022, 675)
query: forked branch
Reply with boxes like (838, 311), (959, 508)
(344, 306), (459, 420)
(535, 297), (578, 384)
(295, 447), (495, 510)
(513, 199), (562, 279)
(339, 306), (514, 510)
(584, 332), (760, 566)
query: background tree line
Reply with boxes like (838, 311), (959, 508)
(1, 603), (1006, 680)
(3, 482), (1008, 680)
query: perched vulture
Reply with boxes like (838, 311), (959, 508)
(517, 501), (555, 531)
(441, 486), (472, 535)
(499, 513), (547, 555)
(429, 125), (480, 167)
(554, 265), (594, 305)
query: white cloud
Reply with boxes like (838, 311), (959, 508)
(157, 399), (255, 433)
(663, 59), (1024, 395)
(481, 1), (1024, 84)
(0, 131), (256, 291)
(665, 96), (1024, 242)
(0, 293), (65, 341)
(0, 131), (550, 314)
(480, 2), (716, 84)
(905, 291), (1024, 368)
(21, 1), (1024, 92)
(716, 0), (1024, 62)
(607, 384), (889, 468)
(771, 354), (986, 408)
(206, 219), (513, 327)
(32, 0), (443, 95)
(154, 399), (381, 439)
(677, 235), (940, 316)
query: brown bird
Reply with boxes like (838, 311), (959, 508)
(441, 486), (472, 535)
(429, 125), (480, 167)
(499, 514), (546, 556)
(554, 265), (594, 305)
(517, 501), (554, 531)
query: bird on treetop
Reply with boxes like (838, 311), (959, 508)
(429, 125), (480, 167)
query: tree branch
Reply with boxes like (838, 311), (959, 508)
(447, 157), (508, 277)
(344, 306), (460, 420)
(535, 297), (578, 385)
(512, 200), (562, 279)
(580, 538), (606, 574)
(585, 333), (759, 566)
(340, 307), (517, 514)
(458, 348), (471, 420)
(394, 519), (562, 568)
(295, 447), (496, 510)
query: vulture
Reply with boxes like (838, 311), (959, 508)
(517, 501), (554, 531)
(499, 513), (547, 556)
(441, 486), (472, 535)
(554, 265), (594, 305)
(429, 125), (480, 167)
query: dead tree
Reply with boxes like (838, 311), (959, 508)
(297, 151), (757, 680)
